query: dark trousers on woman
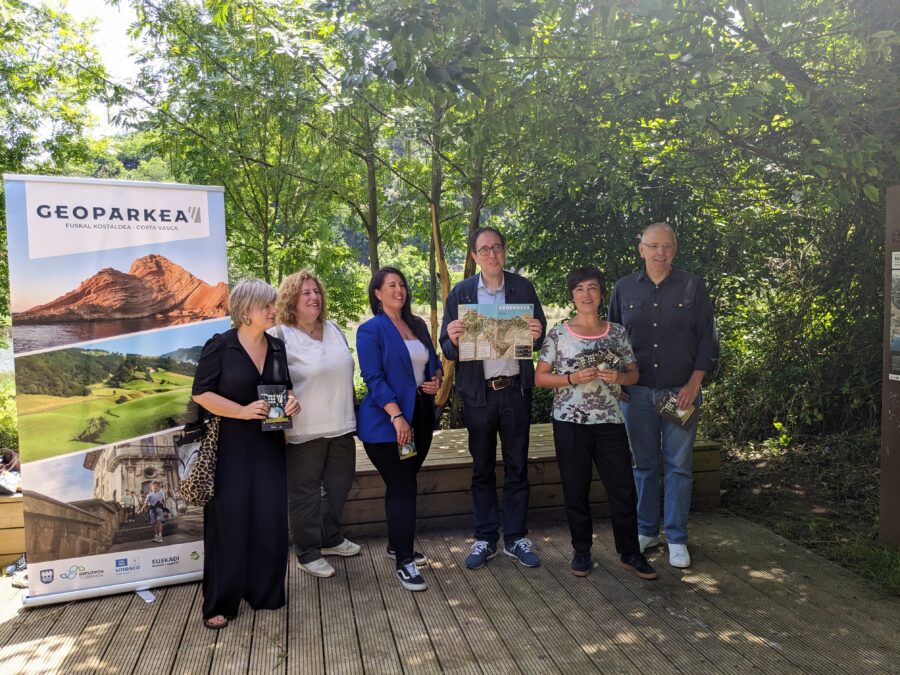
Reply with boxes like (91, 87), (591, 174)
(286, 434), (356, 564)
(552, 420), (640, 556)
(203, 420), (288, 620)
(363, 392), (433, 566)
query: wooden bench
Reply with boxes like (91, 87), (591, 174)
(343, 423), (720, 536)
(0, 493), (24, 567)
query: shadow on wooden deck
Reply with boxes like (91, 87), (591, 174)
(1, 512), (898, 673)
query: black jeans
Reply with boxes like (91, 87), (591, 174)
(552, 420), (640, 556)
(363, 392), (433, 566)
(286, 434), (356, 564)
(466, 385), (531, 546)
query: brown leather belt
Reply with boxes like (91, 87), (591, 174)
(487, 375), (520, 391)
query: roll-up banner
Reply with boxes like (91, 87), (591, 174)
(2, 175), (229, 606)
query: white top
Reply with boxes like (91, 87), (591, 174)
(405, 339), (429, 387)
(270, 321), (356, 444)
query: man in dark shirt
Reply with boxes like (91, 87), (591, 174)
(608, 222), (717, 568)
(440, 226), (546, 570)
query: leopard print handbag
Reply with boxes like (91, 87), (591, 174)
(180, 415), (219, 506)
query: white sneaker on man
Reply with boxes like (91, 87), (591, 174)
(638, 535), (660, 553)
(668, 543), (691, 568)
(321, 539), (361, 557)
(299, 558), (336, 578)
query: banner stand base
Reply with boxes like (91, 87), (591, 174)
(135, 589), (156, 603)
(21, 571), (202, 608)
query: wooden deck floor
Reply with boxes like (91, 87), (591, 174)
(1, 512), (898, 674)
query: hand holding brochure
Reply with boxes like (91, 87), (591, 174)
(459, 303), (534, 361)
(576, 348), (624, 371)
(655, 391), (699, 430)
(257, 385), (293, 431)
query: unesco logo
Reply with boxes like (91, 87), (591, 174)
(115, 558), (141, 574)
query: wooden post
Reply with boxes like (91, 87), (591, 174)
(881, 185), (900, 549)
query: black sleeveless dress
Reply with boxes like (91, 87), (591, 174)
(191, 328), (291, 619)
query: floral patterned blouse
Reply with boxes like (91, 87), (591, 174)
(538, 321), (636, 425)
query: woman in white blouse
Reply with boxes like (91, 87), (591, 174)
(272, 270), (360, 578)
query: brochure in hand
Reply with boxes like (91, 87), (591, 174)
(459, 303), (534, 361)
(655, 391), (699, 430)
(257, 384), (293, 431)
(576, 348), (624, 371)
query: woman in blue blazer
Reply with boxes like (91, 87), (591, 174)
(357, 267), (442, 592)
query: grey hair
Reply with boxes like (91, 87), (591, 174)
(229, 278), (277, 327)
(641, 222), (677, 245)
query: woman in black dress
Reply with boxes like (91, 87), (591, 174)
(192, 278), (300, 630)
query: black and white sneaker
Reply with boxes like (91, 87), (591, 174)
(395, 562), (427, 591)
(386, 546), (428, 567)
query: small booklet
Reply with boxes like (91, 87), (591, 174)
(655, 391), (699, 430)
(398, 439), (417, 461)
(257, 384), (293, 431)
(576, 348), (624, 371)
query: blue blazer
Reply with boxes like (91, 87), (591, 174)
(357, 313), (442, 444)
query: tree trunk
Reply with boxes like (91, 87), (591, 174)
(364, 112), (379, 273)
(463, 152), (485, 279)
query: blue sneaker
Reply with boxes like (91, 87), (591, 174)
(464, 540), (498, 569)
(504, 537), (540, 567)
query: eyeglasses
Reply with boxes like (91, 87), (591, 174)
(640, 243), (676, 253)
(475, 243), (505, 256)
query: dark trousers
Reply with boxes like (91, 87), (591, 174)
(363, 392), (433, 566)
(286, 434), (356, 564)
(466, 386), (531, 546)
(552, 420), (640, 556)
(203, 423), (288, 620)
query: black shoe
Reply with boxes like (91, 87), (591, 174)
(619, 553), (659, 580)
(395, 562), (427, 591)
(570, 550), (592, 577)
(386, 546), (428, 567)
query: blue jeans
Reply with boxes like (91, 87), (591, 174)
(620, 385), (699, 545)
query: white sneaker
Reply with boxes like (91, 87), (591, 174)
(668, 543), (691, 568)
(638, 535), (660, 553)
(321, 539), (361, 557)
(299, 558), (336, 578)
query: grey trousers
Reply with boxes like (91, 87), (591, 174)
(286, 434), (356, 563)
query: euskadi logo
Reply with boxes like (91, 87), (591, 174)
(115, 557), (141, 574)
(152, 555), (180, 568)
(39, 569), (54, 584)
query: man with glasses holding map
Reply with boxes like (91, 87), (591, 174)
(440, 226), (547, 570)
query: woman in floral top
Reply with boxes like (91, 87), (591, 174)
(536, 266), (657, 580)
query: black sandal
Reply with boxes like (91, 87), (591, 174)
(203, 615), (229, 630)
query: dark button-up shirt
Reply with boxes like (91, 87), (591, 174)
(608, 268), (718, 389)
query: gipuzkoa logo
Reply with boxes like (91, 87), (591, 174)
(59, 564), (104, 581)
(40, 569), (54, 584)
(35, 203), (202, 224)
(59, 565), (85, 580)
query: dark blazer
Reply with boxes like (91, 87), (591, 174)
(357, 313), (442, 444)
(439, 271), (546, 408)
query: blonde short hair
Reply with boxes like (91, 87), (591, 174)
(276, 270), (328, 326)
(229, 278), (277, 327)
